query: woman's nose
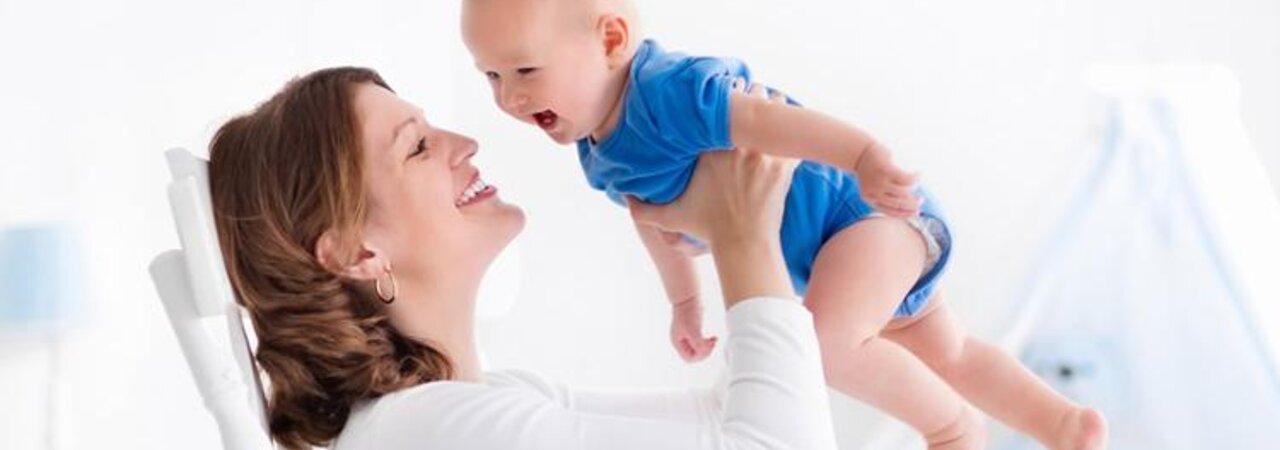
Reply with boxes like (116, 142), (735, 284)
(446, 131), (479, 167)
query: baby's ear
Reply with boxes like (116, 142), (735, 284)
(598, 14), (632, 68)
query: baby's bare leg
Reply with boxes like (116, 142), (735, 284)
(882, 295), (1108, 450)
(807, 218), (984, 449)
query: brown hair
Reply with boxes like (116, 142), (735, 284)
(207, 67), (452, 449)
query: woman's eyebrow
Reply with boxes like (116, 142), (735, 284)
(390, 116), (417, 148)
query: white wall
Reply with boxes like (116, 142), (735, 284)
(0, 0), (1276, 449)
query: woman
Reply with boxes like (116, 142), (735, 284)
(209, 66), (835, 449)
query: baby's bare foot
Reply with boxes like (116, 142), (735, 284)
(1054, 407), (1108, 450)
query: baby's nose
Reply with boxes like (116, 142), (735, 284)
(502, 91), (529, 112)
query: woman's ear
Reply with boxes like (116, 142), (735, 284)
(314, 229), (389, 281)
(598, 14), (631, 68)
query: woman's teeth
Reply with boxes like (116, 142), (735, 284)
(455, 177), (492, 207)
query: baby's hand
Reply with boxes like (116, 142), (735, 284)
(670, 296), (717, 362)
(853, 144), (922, 217)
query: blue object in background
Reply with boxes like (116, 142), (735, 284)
(995, 90), (1280, 449)
(0, 224), (83, 329)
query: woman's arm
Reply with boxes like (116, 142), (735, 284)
(628, 148), (837, 447)
(351, 150), (837, 450)
(357, 296), (834, 450)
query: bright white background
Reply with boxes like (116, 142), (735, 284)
(1, 0), (1277, 449)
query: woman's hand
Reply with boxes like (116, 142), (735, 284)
(627, 144), (799, 305)
(628, 149), (795, 247)
(644, 80), (782, 258)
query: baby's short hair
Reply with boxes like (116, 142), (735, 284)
(464, 0), (639, 36)
(561, 0), (642, 38)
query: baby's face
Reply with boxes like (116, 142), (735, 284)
(462, 0), (616, 145)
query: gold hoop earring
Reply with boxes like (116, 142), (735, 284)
(375, 266), (397, 304)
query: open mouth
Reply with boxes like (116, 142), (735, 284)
(532, 109), (559, 131)
(455, 172), (497, 207)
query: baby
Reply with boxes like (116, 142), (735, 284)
(462, 1), (1106, 448)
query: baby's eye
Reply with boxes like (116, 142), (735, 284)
(516, 67), (538, 75)
(485, 71), (500, 80)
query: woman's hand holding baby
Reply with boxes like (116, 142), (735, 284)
(628, 147), (798, 308)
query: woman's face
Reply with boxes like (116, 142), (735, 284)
(352, 83), (525, 282)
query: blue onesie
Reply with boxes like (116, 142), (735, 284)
(577, 40), (953, 317)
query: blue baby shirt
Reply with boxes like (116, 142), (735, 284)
(576, 40), (950, 315)
(577, 40), (745, 206)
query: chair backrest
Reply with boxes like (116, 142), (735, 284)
(149, 148), (273, 450)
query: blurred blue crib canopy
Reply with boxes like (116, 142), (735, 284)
(997, 65), (1280, 450)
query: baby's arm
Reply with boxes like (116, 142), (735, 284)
(633, 221), (717, 362)
(728, 83), (922, 216)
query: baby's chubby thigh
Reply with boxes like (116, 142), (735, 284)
(776, 160), (884, 296)
(810, 223), (932, 340)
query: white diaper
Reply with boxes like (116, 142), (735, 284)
(868, 213), (946, 277)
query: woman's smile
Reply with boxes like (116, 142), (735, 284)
(455, 172), (498, 208)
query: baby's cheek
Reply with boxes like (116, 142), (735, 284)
(569, 91), (605, 118)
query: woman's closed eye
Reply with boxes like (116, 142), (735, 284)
(409, 137), (429, 159)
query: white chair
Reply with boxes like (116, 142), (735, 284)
(149, 148), (274, 450)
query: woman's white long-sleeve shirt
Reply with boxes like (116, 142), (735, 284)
(332, 297), (837, 450)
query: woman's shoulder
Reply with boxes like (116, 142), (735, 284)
(333, 369), (568, 449)
(370, 369), (564, 414)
